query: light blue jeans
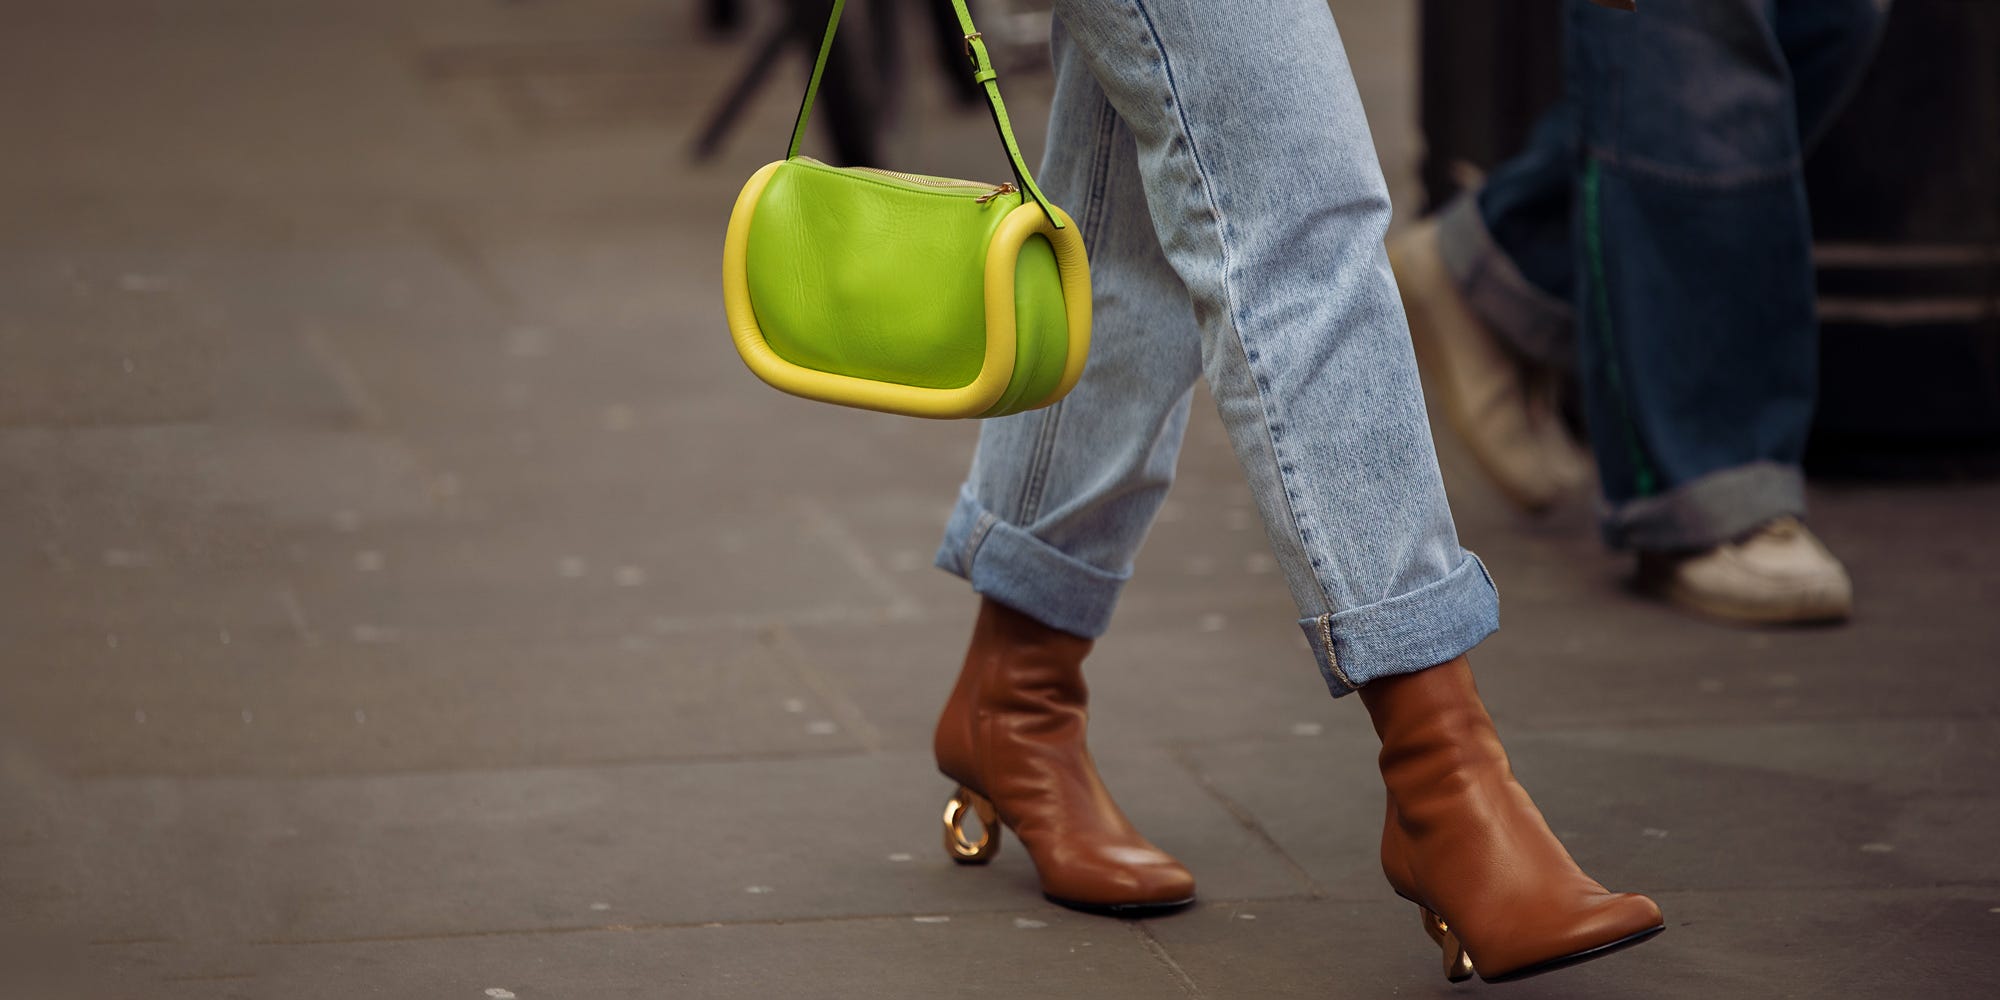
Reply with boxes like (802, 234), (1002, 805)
(935, 0), (1497, 697)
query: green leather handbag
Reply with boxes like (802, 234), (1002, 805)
(722, 0), (1091, 419)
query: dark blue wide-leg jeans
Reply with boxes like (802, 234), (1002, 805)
(1435, 0), (1886, 550)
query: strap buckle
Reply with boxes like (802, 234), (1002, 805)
(962, 31), (983, 60)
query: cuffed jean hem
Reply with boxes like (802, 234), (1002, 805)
(933, 490), (1128, 640)
(1435, 190), (1576, 369)
(1601, 461), (1807, 552)
(1298, 552), (1501, 698)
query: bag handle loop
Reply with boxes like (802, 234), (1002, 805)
(785, 0), (1065, 230)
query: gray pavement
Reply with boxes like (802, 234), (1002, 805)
(3, 2), (1998, 998)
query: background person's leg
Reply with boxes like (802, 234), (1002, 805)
(1441, 0), (1888, 388)
(1568, 0), (1873, 622)
(1442, 103), (1581, 369)
(1404, 104), (1593, 514)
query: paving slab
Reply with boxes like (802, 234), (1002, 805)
(50, 908), (1197, 1000)
(0, 629), (865, 777)
(1142, 887), (2000, 1000)
(1175, 716), (2000, 901)
(795, 603), (1340, 758)
(3, 1), (1996, 998)
(0, 749), (1298, 948)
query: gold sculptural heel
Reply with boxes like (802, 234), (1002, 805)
(942, 786), (1001, 864)
(1421, 906), (1476, 984)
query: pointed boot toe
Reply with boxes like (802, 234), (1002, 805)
(1476, 891), (1665, 982)
(1039, 843), (1196, 915)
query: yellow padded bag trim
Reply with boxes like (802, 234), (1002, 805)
(726, 162), (1097, 419)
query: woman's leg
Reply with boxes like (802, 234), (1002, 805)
(939, 0), (1661, 980)
(1037, 0), (1497, 695)
(930, 17), (1203, 916)
(934, 28), (1204, 644)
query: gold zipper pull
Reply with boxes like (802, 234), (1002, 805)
(976, 182), (1017, 205)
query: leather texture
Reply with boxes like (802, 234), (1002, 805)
(788, 0), (1060, 228)
(788, 0), (1064, 228)
(749, 161), (1019, 390)
(726, 0), (1091, 419)
(933, 599), (1195, 910)
(1361, 658), (1664, 980)
(729, 158), (1088, 417)
(984, 232), (1071, 416)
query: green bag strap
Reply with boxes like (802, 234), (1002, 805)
(785, 0), (1066, 230)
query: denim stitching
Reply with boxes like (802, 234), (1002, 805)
(1017, 405), (1064, 523)
(1582, 157), (1659, 497)
(1584, 145), (1805, 190)
(964, 511), (998, 568)
(1317, 615), (1356, 691)
(1124, 0), (1342, 615)
(1011, 91), (1116, 524)
(1081, 95), (1120, 237)
(1576, 0), (1814, 191)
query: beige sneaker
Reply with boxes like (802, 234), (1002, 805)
(1638, 517), (1854, 625)
(1390, 221), (1591, 513)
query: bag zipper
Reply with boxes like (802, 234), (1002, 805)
(798, 156), (1016, 204)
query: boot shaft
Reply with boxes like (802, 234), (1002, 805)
(934, 599), (1094, 788)
(1360, 657), (1511, 787)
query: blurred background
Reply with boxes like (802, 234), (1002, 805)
(1, 1), (1995, 997)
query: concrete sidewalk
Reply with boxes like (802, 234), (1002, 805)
(3, 2), (1997, 997)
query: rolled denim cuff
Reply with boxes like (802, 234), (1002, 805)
(1298, 552), (1501, 698)
(934, 490), (1128, 639)
(1434, 191), (1576, 369)
(1601, 461), (1807, 551)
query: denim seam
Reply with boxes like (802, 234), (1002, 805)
(1008, 93), (1120, 520)
(963, 510), (998, 569)
(1015, 97), (1123, 523)
(1315, 614), (1355, 691)
(1583, 144), (1806, 190)
(1125, 0), (1341, 621)
(1080, 90), (1120, 237)
(1582, 156), (1659, 498)
(1577, 0), (1806, 191)
(1017, 403), (1064, 523)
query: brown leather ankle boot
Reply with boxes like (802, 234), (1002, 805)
(1360, 657), (1663, 982)
(933, 598), (1195, 915)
